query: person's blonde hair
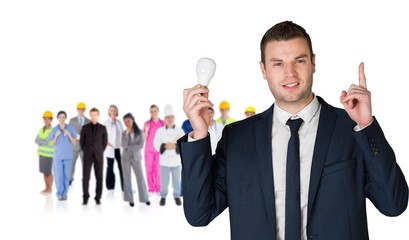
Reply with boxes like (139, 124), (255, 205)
(108, 104), (119, 117)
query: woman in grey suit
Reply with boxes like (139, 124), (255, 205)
(121, 113), (150, 207)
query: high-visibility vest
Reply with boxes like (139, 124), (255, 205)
(216, 117), (236, 126)
(37, 127), (54, 157)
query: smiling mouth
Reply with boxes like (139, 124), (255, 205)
(284, 83), (299, 88)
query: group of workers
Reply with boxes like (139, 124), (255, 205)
(34, 101), (256, 207)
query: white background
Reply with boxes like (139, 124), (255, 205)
(0, 0), (408, 239)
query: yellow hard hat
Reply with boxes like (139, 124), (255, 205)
(43, 111), (53, 118)
(219, 101), (230, 109)
(245, 106), (256, 114)
(77, 102), (86, 109)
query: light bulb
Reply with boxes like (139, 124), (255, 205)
(196, 57), (216, 87)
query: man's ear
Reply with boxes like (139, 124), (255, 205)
(311, 54), (316, 73)
(259, 61), (267, 80)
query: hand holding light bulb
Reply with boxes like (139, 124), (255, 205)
(196, 57), (216, 87)
(182, 57), (216, 140)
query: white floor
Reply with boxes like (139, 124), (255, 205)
(2, 160), (408, 240)
(1, 163), (230, 240)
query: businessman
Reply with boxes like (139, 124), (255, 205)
(80, 107), (108, 205)
(68, 102), (90, 185)
(178, 21), (408, 240)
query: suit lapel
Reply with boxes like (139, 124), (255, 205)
(255, 105), (277, 232)
(307, 97), (337, 220)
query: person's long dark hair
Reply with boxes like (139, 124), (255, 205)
(123, 113), (141, 136)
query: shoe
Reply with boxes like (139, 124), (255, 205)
(159, 198), (166, 206)
(95, 199), (101, 205)
(62, 195), (67, 200)
(146, 201), (151, 206)
(175, 197), (182, 206)
(58, 196), (64, 201)
(129, 202), (134, 207)
(82, 199), (88, 205)
(40, 190), (51, 195)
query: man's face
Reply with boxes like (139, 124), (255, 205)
(77, 108), (85, 117)
(43, 117), (52, 125)
(245, 112), (255, 118)
(208, 109), (215, 122)
(260, 37), (315, 112)
(165, 115), (175, 126)
(219, 108), (229, 119)
(90, 111), (99, 124)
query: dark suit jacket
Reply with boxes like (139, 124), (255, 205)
(80, 122), (108, 162)
(178, 96), (408, 240)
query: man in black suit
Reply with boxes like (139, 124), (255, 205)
(178, 21), (408, 240)
(80, 107), (108, 205)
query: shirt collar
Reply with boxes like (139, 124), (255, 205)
(274, 94), (320, 126)
(165, 124), (175, 129)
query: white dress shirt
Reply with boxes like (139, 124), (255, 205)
(208, 120), (224, 154)
(272, 96), (321, 240)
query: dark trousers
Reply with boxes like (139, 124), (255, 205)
(82, 152), (103, 201)
(106, 148), (124, 191)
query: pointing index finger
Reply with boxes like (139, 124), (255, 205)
(359, 62), (367, 89)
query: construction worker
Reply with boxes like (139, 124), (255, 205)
(68, 102), (90, 185)
(35, 111), (54, 195)
(244, 106), (256, 118)
(216, 101), (236, 126)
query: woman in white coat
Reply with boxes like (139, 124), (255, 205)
(104, 104), (124, 191)
(121, 113), (150, 207)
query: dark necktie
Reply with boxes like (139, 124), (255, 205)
(92, 124), (97, 138)
(285, 118), (304, 240)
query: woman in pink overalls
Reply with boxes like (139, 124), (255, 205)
(143, 104), (165, 195)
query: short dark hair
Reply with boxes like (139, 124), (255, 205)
(260, 21), (314, 64)
(90, 107), (99, 114)
(57, 111), (67, 118)
(208, 107), (214, 113)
